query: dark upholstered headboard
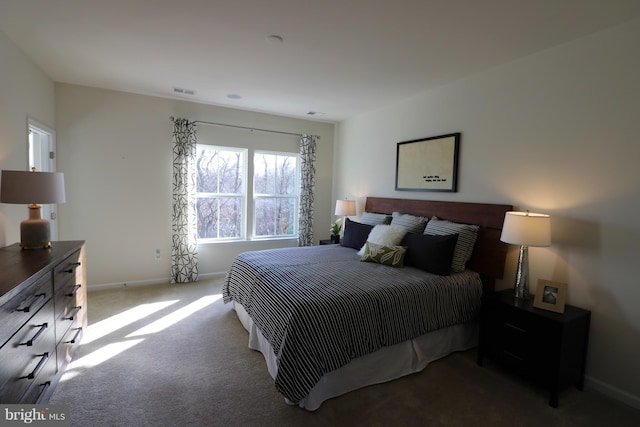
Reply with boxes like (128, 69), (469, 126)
(364, 197), (512, 293)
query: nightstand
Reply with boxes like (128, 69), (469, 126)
(477, 289), (590, 408)
(319, 239), (339, 245)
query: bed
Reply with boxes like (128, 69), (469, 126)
(222, 197), (512, 410)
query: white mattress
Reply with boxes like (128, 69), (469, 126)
(232, 301), (478, 411)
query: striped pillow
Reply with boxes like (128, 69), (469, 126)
(359, 212), (392, 226)
(391, 212), (428, 233)
(424, 216), (479, 273)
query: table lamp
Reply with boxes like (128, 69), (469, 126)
(500, 211), (551, 299)
(334, 199), (356, 237)
(1, 168), (66, 249)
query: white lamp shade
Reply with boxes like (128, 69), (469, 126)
(334, 199), (356, 216)
(500, 211), (551, 247)
(1, 170), (66, 204)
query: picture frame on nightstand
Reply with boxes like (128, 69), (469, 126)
(533, 279), (568, 313)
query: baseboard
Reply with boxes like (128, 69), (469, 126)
(88, 272), (227, 291)
(586, 375), (640, 410)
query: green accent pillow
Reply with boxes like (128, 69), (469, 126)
(360, 241), (407, 267)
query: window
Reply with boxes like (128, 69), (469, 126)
(196, 146), (247, 241)
(195, 145), (299, 242)
(253, 151), (299, 238)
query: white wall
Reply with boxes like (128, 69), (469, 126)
(0, 30), (55, 247)
(335, 19), (640, 407)
(55, 84), (334, 287)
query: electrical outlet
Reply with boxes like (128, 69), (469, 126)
(155, 249), (161, 260)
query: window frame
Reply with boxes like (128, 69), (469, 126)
(252, 149), (301, 240)
(195, 145), (248, 243)
(195, 144), (300, 244)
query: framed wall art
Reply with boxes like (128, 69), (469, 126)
(533, 279), (568, 314)
(395, 132), (460, 192)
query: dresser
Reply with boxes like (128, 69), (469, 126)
(0, 241), (87, 404)
(477, 289), (590, 408)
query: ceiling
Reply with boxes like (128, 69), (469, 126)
(2, 0), (640, 123)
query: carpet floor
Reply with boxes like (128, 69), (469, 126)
(50, 279), (640, 427)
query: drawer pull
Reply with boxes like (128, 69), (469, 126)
(66, 327), (83, 344)
(63, 262), (82, 273)
(503, 350), (525, 362)
(65, 306), (82, 321)
(16, 293), (46, 313)
(505, 322), (527, 333)
(20, 352), (49, 380)
(19, 323), (48, 346)
(35, 381), (52, 404)
(65, 284), (82, 297)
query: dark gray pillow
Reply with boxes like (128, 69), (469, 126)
(401, 232), (459, 276)
(341, 218), (373, 250)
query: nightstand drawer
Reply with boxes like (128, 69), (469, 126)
(493, 323), (531, 366)
(488, 306), (553, 360)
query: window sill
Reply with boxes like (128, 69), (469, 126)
(198, 237), (298, 246)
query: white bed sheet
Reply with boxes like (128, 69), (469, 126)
(232, 301), (478, 411)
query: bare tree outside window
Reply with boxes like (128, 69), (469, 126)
(195, 145), (299, 241)
(196, 146), (245, 240)
(254, 152), (298, 238)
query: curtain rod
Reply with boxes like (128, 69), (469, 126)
(192, 119), (312, 138)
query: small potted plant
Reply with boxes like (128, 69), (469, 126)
(330, 219), (342, 244)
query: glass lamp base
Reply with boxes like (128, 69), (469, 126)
(513, 245), (531, 299)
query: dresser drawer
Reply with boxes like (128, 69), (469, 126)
(53, 250), (82, 291)
(0, 299), (56, 403)
(57, 326), (84, 368)
(16, 356), (56, 404)
(54, 283), (83, 316)
(55, 291), (84, 347)
(0, 274), (53, 349)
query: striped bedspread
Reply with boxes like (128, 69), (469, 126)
(222, 245), (483, 404)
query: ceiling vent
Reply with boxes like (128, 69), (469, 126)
(173, 87), (195, 96)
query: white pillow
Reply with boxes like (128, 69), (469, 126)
(358, 224), (408, 256)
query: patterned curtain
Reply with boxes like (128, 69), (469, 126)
(298, 134), (318, 246)
(171, 117), (199, 283)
